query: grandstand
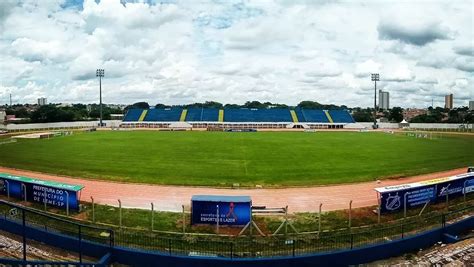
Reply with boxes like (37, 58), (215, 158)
(121, 108), (355, 129)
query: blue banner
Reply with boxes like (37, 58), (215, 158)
(0, 177), (81, 210)
(377, 173), (474, 213)
(192, 197), (251, 226)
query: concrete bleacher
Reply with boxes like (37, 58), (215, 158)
(122, 108), (355, 125)
(224, 108), (292, 122)
(186, 108), (220, 122)
(144, 108), (183, 122)
(295, 109), (329, 123)
(328, 110), (354, 123)
(123, 109), (143, 122)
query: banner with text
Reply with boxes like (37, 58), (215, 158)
(0, 173), (83, 210)
(376, 173), (474, 213)
(191, 196), (251, 226)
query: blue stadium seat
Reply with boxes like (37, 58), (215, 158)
(223, 108), (292, 122)
(123, 109), (143, 122)
(328, 110), (355, 123)
(186, 108), (219, 122)
(144, 108), (183, 122)
(295, 109), (329, 123)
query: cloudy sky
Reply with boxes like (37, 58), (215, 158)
(0, 0), (473, 108)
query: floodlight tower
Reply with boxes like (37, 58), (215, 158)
(371, 73), (380, 129)
(96, 69), (104, 127)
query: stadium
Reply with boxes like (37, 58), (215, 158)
(120, 107), (354, 129)
(0, 0), (473, 266)
(0, 105), (473, 266)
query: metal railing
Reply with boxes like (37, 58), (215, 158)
(0, 200), (472, 260)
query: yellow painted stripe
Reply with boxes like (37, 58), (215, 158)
(218, 109), (224, 122)
(290, 110), (298, 123)
(180, 109), (188, 121)
(324, 110), (334, 123)
(138, 110), (148, 122)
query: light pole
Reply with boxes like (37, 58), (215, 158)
(96, 69), (104, 127)
(371, 73), (379, 129)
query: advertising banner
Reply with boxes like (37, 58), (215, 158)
(0, 173), (83, 210)
(191, 195), (251, 226)
(376, 173), (474, 213)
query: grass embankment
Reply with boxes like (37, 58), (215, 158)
(0, 131), (472, 186)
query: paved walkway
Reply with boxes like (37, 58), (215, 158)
(0, 166), (467, 213)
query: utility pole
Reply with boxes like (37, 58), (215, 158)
(371, 73), (380, 129)
(96, 69), (104, 127)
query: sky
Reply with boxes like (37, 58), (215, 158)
(0, 0), (473, 108)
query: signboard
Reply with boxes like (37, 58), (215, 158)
(0, 173), (83, 210)
(376, 173), (474, 213)
(191, 195), (251, 226)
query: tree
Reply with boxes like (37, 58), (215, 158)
(155, 103), (170, 109)
(30, 105), (75, 123)
(125, 102), (150, 111)
(388, 107), (403, 122)
(297, 101), (323, 109)
(352, 109), (373, 122)
(243, 101), (267, 109)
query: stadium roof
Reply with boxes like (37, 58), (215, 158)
(192, 195), (251, 203)
(0, 173), (84, 192)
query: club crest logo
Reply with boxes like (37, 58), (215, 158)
(385, 193), (401, 211)
(439, 184), (450, 196)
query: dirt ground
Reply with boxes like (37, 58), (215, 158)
(366, 236), (474, 266)
(0, 166), (467, 213)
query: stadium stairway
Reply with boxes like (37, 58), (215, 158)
(290, 110), (299, 123)
(138, 110), (148, 122)
(218, 109), (224, 122)
(180, 109), (188, 122)
(324, 110), (334, 123)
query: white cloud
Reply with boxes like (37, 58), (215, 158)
(1, 0), (473, 108)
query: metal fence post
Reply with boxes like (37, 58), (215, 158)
(5, 180), (9, 200)
(446, 193), (449, 210)
(21, 183), (27, 202)
(318, 203), (322, 234)
(401, 223), (404, 239)
(78, 225), (83, 263)
(118, 199), (122, 229)
(168, 238), (172, 255)
(377, 206), (381, 224)
(292, 239), (296, 257)
(151, 202), (154, 231)
(350, 233), (354, 249)
(464, 180), (468, 203)
(22, 208), (26, 263)
(43, 188), (48, 211)
(65, 191), (69, 216)
(91, 196), (95, 223)
(182, 205), (185, 233)
(216, 205), (220, 234)
(349, 200), (352, 231)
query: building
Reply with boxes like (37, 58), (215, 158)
(379, 90), (389, 110)
(469, 100), (474, 111)
(38, 97), (47, 106)
(403, 108), (427, 121)
(445, 94), (453, 109)
(0, 110), (5, 124)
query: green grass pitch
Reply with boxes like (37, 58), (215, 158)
(0, 131), (472, 187)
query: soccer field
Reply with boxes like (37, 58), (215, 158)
(0, 131), (472, 186)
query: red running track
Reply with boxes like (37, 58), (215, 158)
(0, 166), (467, 213)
